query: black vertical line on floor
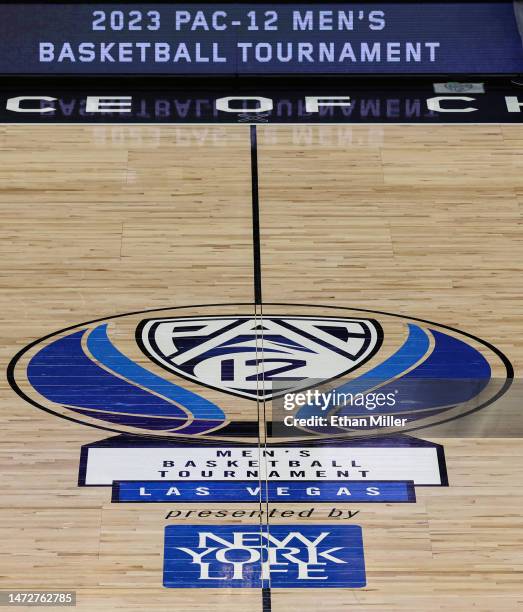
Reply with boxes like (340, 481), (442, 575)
(250, 124), (272, 612)
(250, 125), (262, 306)
(262, 587), (272, 612)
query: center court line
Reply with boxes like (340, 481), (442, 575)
(250, 125), (272, 612)
(250, 124), (263, 307)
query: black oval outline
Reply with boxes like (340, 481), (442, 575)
(6, 302), (514, 439)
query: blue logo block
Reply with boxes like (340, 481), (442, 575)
(163, 524), (366, 588)
(115, 480), (415, 503)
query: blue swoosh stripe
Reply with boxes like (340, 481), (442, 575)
(86, 324), (225, 422)
(27, 330), (188, 420)
(297, 324), (431, 418)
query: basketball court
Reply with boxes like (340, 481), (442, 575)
(1, 3), (523, 611)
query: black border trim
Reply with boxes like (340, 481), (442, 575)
(436, 443), (449, 487)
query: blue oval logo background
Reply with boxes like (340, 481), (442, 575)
(8, 304), (513, 441)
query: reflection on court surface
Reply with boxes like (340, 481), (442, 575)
(1, 123), (522, 611)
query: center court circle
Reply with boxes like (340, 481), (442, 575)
(8, 303), (513, 441)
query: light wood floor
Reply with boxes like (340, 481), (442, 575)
(1, 125), (522, 610)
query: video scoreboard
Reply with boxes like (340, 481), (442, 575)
(0, 2), (522, 75)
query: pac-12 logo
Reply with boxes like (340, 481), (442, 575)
(8, 304), (512, 440)
(163, 525), (366, 588)
(137, 315), (381, 401)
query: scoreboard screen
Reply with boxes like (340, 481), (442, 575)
(0, 2), (522, 75)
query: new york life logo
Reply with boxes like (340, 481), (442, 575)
(163, 525), (366, 588)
